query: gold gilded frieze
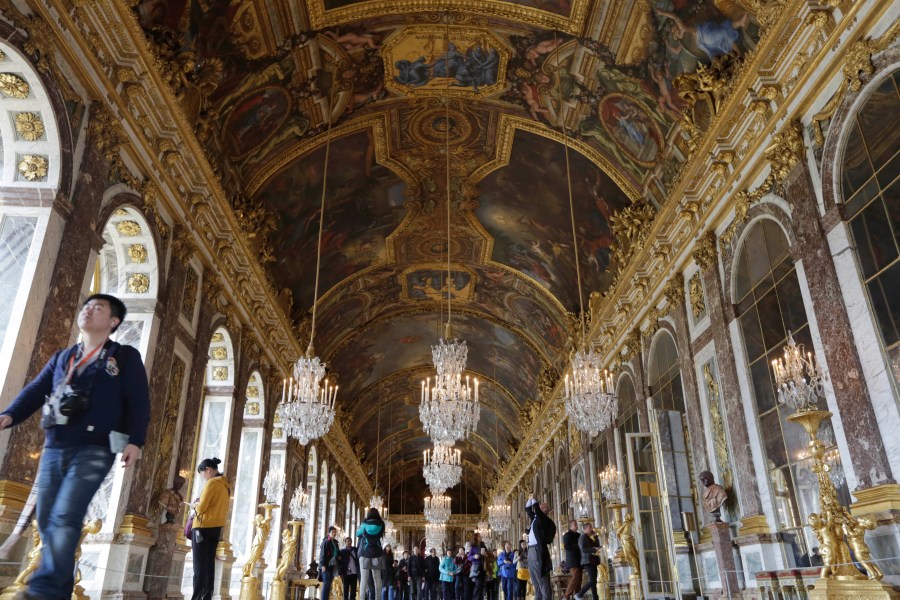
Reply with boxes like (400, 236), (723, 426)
(305, 0), (590, 35)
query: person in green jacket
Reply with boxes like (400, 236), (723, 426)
(439, 549), (458, 600)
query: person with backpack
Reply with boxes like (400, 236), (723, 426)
(357, 508), (387, 600)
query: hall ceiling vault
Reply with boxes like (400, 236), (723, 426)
(26, 0), (819, 511)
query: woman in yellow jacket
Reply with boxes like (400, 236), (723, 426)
(192, 457), (231, 600)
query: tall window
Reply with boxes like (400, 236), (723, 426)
(305, 448), (319, 567)
(232, 373), (265, 564)
(317, 461), (329, 540)
(841, 70), (900, 386)
(647, 332), (686, 414)
(734, 218), (850, 564)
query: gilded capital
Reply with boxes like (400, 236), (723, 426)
(693, 230), (718, 270)
(764, 119), (805, 182)
(172, 228), (195, 262)
(663, 273), (685, 308)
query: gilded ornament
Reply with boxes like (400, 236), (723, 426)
(692, 231), (718, 270)
(128, 273), (150, 294)
(210, 347), (228, 360)
(621, 329), (642, 361)
(246, 402), (260, 416)
(763, 120), (804, 181)
(247, 385), (260, 398)
(113, 208), (129, 217)
(703, 364), (731, 488)
(0, 73), (29, 98)
(14, 112), (45, 141)
(181, 267), (199, 320)
(17, 155), (48, 181)
(211, 332), (224, 343)
(663, 273), (685, 309)
(0, 49), (5, 61)
(609, 201), (656, 266)
(841, 20), (900, 93)
(212, 366), (228, 381)
(811, 83), (844, 147)
(150, 358), (185, 519)
(127, 244), (148, 264)
(689, 272), (706, 319)
(273, 427), (283, 438)
(116, 220), (142, 237)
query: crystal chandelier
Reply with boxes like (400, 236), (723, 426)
(289, 486), (310, 520)
(423, 444), (462, 494)
(280, 358), (337, 445)
(278, 89), (339, 446)
(383, 516), (398, 548)
(263, 468), (286, 504)
(425, 523), (445, 551)
(369, 494), (384, 512)
(418, 46), (480, 446)
(424, 494), (452, 524)
(564, 355), (617, 438)
(420, 366), (480, 444)
(772, 331), (824, 412)
(599, 464), (624, 504)
(475, 519), (492, 543)
(487, 495), (512, 532)
(573, 487), (591, 520)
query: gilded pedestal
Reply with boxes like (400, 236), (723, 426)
(608, 503), (642, 600)
(72, 519), (103, 600)
(0, 522), (41, 600)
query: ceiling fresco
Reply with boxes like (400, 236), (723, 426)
(131, 0), (762, 510)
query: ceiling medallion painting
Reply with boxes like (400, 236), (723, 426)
(382, 26), (509, 97)
(401, 265), (476, 303)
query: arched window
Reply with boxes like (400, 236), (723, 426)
(317, 461), (329, 538)
(613, 373), (640, 512)
(345, 493), (351, 533)
(92, 205), (160, 359)
(840, 70), (900, 387)
(647, 331), (685, 413)
(191, 327), (236, 501)
(734, 218), (849, 561)
(0, 40), (64, 397)
(329, 473), (338, 533)
(305, 447), (319, 567)
(232, 372), (265, 564)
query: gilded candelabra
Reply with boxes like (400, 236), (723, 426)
(600, 465), (641, 600)
(0, 522), (42, 600)
(72, 519), (102, 600)
(773, 334), (898, 599)
(270, 520), (303, 600)
(239, 503), (278, 600)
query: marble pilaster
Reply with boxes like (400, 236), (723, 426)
(699, 253), (765, 523)
(628, 356), (650, 434)
(667, 305), (712, 527)
(707, 522), (739, 597)
(784, 162), (895, 489)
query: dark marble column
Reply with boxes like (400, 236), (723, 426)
(708, 522), (739, 595)
(629, 355), (650, 434)
(784, 161), (895, 489)
(667, 304), (713, 527)
(124, 252), (187, 517)
(0, 143), (108, 483)
(698, 249), (765, 521)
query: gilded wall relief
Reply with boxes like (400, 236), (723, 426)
(382, 26), (509, 97)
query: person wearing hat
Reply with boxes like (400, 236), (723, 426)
(191, 457), (231, 600)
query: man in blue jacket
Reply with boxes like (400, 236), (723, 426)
(0, 294), (150, 600)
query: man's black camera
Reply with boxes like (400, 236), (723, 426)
(58, 390), (89, 417)
(42, 384), (90, 427)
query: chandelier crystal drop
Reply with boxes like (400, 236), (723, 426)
(487, 495), (512, 532)
(424, 494), (452, 524)
(425, 523), (446, 551)
(564, 350), (617, 438)
(599, 464), (624, 504)
(279, 354), (337, 445)
(423, 444), (462, 494)
(772, 331), (824, 412)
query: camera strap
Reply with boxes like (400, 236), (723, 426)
(65, 342), (106, 384)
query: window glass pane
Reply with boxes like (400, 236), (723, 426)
(740, 306), (766, 362)
(860, 200), (897, 276)
(776, 272), (806, 335)
(876, 151), (900, 190)
(842, 121), (874, 199)
(857, 76), (900, 167)
(232, 429), (260, 560)
(0, 216), (37, 345)
(867, 262), (900, 347)
(760, 411), (787, 468)
(758, 288), (786, 349)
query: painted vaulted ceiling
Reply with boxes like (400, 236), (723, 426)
(133, 0), (759, 512)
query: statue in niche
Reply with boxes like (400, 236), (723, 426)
(699, 471), (728, 522)
(158, 475), (187, 524)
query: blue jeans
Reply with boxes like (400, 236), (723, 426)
(502, 576), (516, 600)
(322, 567), (337, 600)
(32, 445), (115, 600)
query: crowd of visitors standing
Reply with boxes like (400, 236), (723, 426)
(311, 491), (606, 600)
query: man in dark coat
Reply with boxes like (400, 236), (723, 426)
(409, 545), (427, 600)
(562, 520), (582, 600)
(340, 536), (360, 600)
(524, 493), (556, 600)
(320, 526), (341, 600)
(424, 547), (441, 600)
